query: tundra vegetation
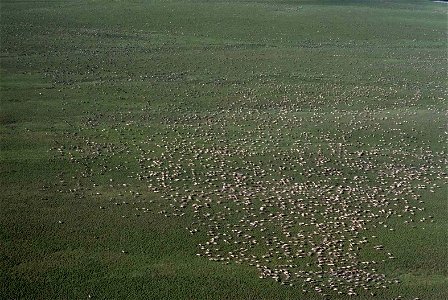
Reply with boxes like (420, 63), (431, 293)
(1, 0), (447, 299)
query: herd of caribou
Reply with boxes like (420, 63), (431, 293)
(55, 80), (445, 298)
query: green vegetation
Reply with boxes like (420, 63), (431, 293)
(1, 0), (447, 299)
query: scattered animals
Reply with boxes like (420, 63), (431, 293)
(3, 0), (445, 298)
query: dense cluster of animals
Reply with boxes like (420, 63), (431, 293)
(55, 89), (445, 297)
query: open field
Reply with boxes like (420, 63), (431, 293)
(1, 0), (447, 299)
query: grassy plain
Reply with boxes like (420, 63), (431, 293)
(1, 0), (447, 299)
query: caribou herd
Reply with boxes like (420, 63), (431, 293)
(55, 81), (446, 298)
